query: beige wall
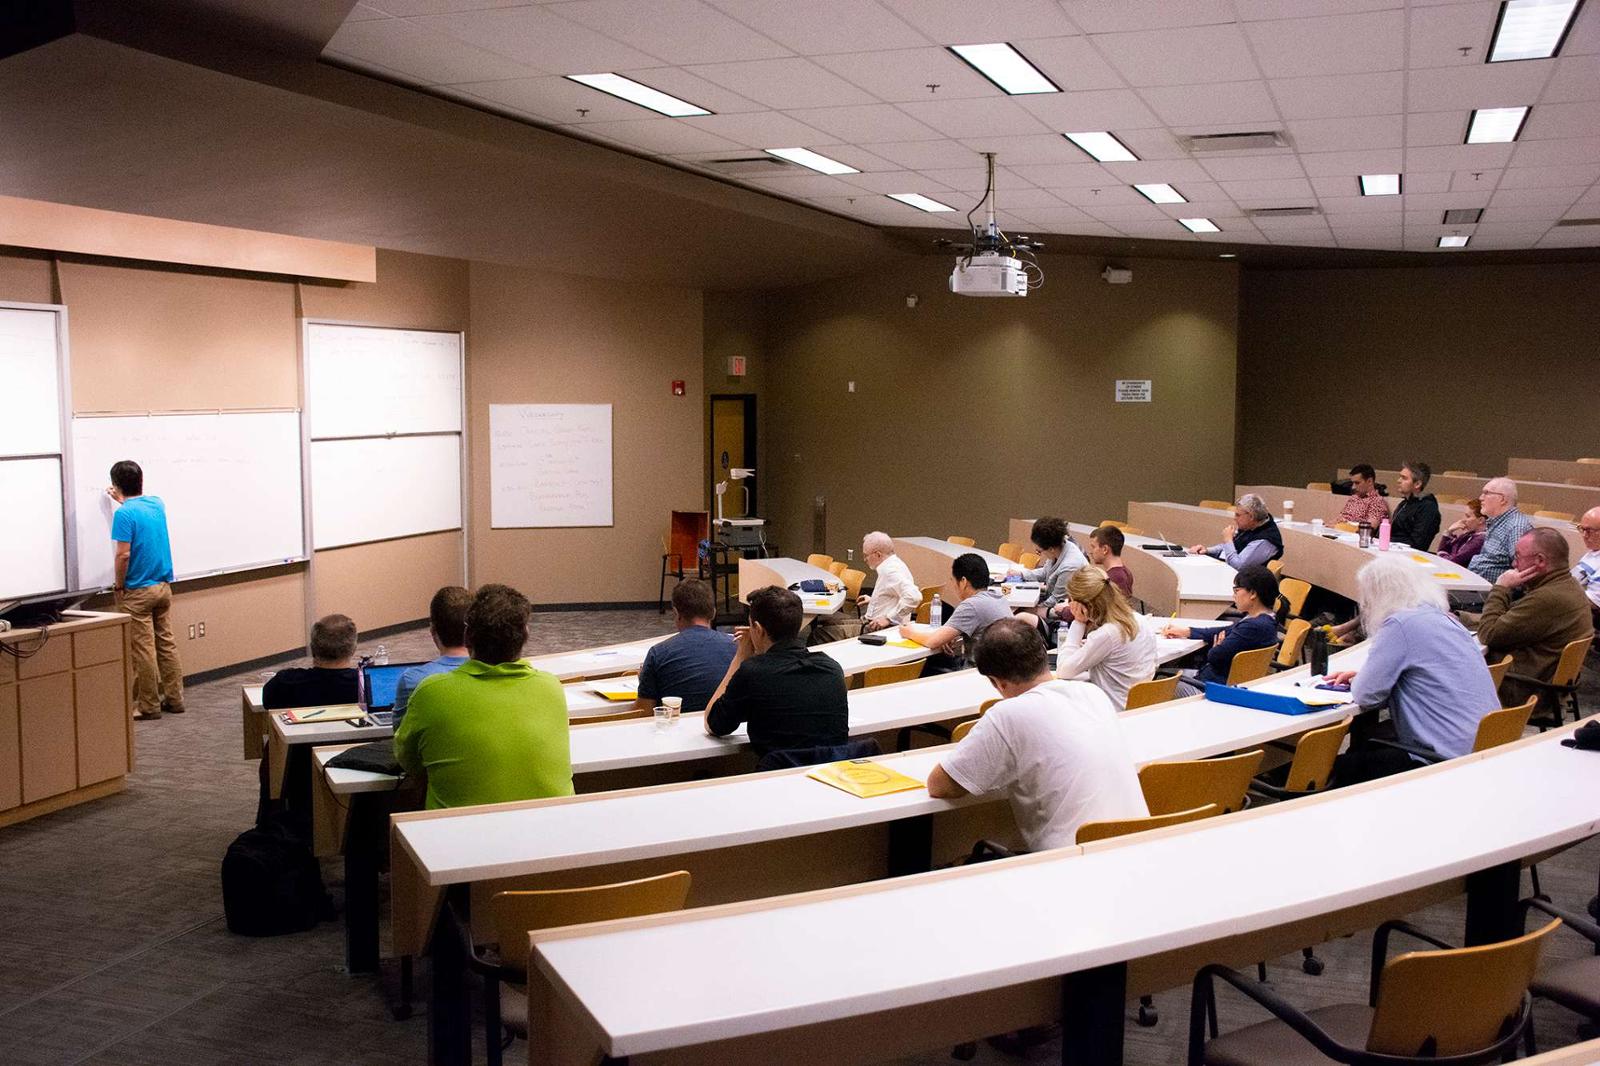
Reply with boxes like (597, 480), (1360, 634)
(467, 261), (704, 606)
(708, 255), (1240, 559)
(1237, 263), (1600, 486)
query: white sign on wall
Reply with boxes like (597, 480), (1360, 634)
(1115, 379), (1152, 403)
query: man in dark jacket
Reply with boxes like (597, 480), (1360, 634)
(1390, 461), (1442, 552)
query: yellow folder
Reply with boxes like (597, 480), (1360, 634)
(807, 759), (925, 799)
(887, 638), (921, 649)
(282, 704), (367, 724)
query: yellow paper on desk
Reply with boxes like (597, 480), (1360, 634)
(1432, 571), (1463, 580)
(283, 704), (367, 724)
(808, 759), (924, 799)
(1294, 691), (1351, 707)
(888, 638), (921, 649)
(587, 677), (639, 701)
(813, 599), (833, 608)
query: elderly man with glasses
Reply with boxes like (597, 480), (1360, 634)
(1186, 493), (1284, 571)
(1574, 507), (1600, 630)
(1468, 477), (1534, 583)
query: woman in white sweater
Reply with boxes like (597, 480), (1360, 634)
(1053, 566), (1158, 709)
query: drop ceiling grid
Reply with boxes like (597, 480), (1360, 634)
(325, 0), (1600, 252)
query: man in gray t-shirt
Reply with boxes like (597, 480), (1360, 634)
(900, 552), (1015, 672)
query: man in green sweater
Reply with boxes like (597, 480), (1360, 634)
(395, 584), (572, 809)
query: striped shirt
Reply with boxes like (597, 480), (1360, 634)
(1469, 508), (1534, 582)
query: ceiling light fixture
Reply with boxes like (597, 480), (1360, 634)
(1488, 0), (1583, 62)
(888, 193), (956, 213)
(1179, 218), (1221, 233)
(1360, 173), (1402, 196)
(1465, 106), (1531, 143)
(1134, 183), (1187, 204)
(764, 148), (859, 175)
(948, 43), (1060, 95)
(1064, 131), (1139, 163)
(565, 73), (712, 117)
(1438, 235), (1471, 248)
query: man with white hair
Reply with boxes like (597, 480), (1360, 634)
(1468, 477), (1534, 583)
(1187, 493), (1284, 570)
(1574, 506), (1600, 630)
(808, 531), (920, 644)
(1326, 555), (1500, 785)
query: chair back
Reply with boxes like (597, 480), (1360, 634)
(583, 707), (653, 723)
(840, 568), (867, 600)
(1121, 525), (1144, 536)
(1277, 578), (1312, 620)
(1441, 470), (1479, 478)
(1282, 718), (1351, 793)
(1306, 481), (1332, 492)
(828, 561), (848, 577)
(1075, 803), (1220, 844)
(1472, 697), (1535, 753)
(1225, 645), (1275, 685)
(997, 541), (1022, 562)
(666, 511), (709, 567)
(1534, 510), (1575, 522)
(1521, 501), (1545, 514)
(946, 535), (976, 547)
(1551, 635), (1594, 686)
(1266, 559), (1283, 576)
(1100, 520), (1130, 530)
(1125, 674), (1179, 710)
(1018, 551), (1041, 569)
(492, 871), (692, 974)
(1366, 919), (1557, 1057)
(862, 660), (926, 688)
(1579, 458), (1600, 464)
(1436, 492), (1466, 504)
(915, 583), (942, 624)
(1138, 750), (1264, 816)
(1485, 654), (1513, 690)
(806, 553), (834, 570)
(951, 718), (978, 743)
(1276, 619), (1311, 669)
(1199, 499), (1232, 511)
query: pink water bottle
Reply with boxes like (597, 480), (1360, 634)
(1378, 518), (1391, 551)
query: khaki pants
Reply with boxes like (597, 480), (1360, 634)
(118, 582), (184, 715)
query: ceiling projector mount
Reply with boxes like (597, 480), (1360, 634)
(937, 152), (1044, 298)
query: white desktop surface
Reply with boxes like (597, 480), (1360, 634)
(896, 537), (1014, 579)
(1069, 523), (1237, 603)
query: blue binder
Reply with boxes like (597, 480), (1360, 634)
(1204, 682), (1347, 716)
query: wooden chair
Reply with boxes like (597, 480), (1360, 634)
(1251, 719), (1350, 802)
(1534, 509), (1575, 522)
(996, 541), (1022, 562)
(1125, 674), (1180, 710)
(1265, 559), (1283, 576)
(1442, 469), (1479, 477)
(658, 510), (709, 612)
(1277, 577), (1312, 621)
(1306, 481), (1332, 492)
(951, 718), (978, 743)
(1199, 499), (1232, 511)
(839, 567), (867, 604)
(1225, 646), (1275, 686)
(900, 697), (996, 752)
(913, 584), (944, 625)
(1472, 696), (1536, 753)
(806, 553), (834, 570)
(1138, 750), (1263, 816)
(1486, 654), (1514, 692)
(1507, 635), (1593, 726)
(1018, 551), (1041, 570)
(862, 660), (925, 688)
(1121, 526), (1144, 536)
(479, 872), (692, 1066)
(1435, 492), (1466, 505)
(1271, 619), (1311, 671)
(1521, 501), (1546, 514)
(828, 560), (848, 577)
(947, 535), (976, 547)
(1188, 919), (1558, 1066)
(1522, 896), (1600, 1042)
(1579, 458), (1600, 464)
(1100, 520), (1131, 530)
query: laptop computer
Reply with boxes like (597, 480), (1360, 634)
(1142, 531), (1188, 557)
(357, 661), (427, 726)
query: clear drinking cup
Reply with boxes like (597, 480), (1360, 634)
(653, 705), (671, 731)
(662, 697), (683, 722)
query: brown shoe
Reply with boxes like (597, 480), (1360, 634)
(161, 702), (186, 715)
(132, 709), (162, 721)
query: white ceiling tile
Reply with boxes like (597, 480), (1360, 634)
(1218, 177), (1315, 200)
(860, 138), (995, 169)
(1014, 88), (1164, 129)
(1317, 194), (1407, 213)
(811, 48), (997, 102)
(1405, 185), (1493, 206)
(1113, 128), (1191, 160)
(1010, 204), (1094, 224)
(982, 187), (1069, 208)
(1405, 1), (1499, 70)
(682, 112), (834, 149)
(1399, 171), (1452, 193)
(687, 57), (878, 108)
(1510, 137), (1600, 166)
(1469, 230), (1557, 248)
(417, 6), (662, 72)
(1092, 25), (1261, 87)
(835, 170), (949, 193)
(783, 104), (944, 143)
(875, 0), (1080, 42)
(808, 144), (914, 172)
(1480, 204), (1572, 222)
(1299, 148), (1404, 176)
(1308, 174), (1366, 197)
(1406, 60), (1555, 112)
(917, 165), (1038, 194)
(1579, 185), (1600, 205)
(1559, 0), (1600, 55)
(1336, 232), (1406, 249)
(1199, 154), (1307, 180)
(1007, 162), (1120, 187)
(1448, 170), (1499, 192)
(1234, 0), (1402, 20)
(1098, 159), (1215, 183)
(1499, 164), (1600, 189)
(360, 0), (525, 14)
(1149, 187), (1233, 211)
(1138, 80), (1280, 127)
(802, 196), (923, 224)
(1051, 185), (1150, 206)
(1405, 110), (1469, 146)
(1521, 102), (1600, 140)
(1023, 216), (1126, 236)
(325, 17), (542, 83)
(1080, 203), (1172, 222)
(704, 0), (928, 55)
(1244, 11), (1406, 77)
(952, 133), (1089, 164)
(897, 97), (1053, 138)
(457, 75), (660, 123)
(1488, 185), (1586, 207)
(737, 173), (873, 198)
(1270, 71), (1403, 119)
(346, 3), (395, 20)
(1538, 227), (1600, 247)
(1404, 142), (1516, 170)
(1006, 36), (1127, 91)
(1249, 211), (1335, 229)
(548, 0), (791, 65)
(570, 118), (745, 153)
(1286, 115), (1404, 152)
(1541, 55), (1600, 103)
(613, 66), (768, 114)
(1064, 0), (1238, 33)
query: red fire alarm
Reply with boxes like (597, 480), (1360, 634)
(671, 380), (686, 396)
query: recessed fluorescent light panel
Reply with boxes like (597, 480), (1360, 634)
(764, 148), (858, 175)
(1439, 235), (1471, 248)
(888, 193), (955, 213)
(1489, 0), (1583, 62)
(1360, 173), (1401, 196)
(565, 73), (711, 117)
(948, 43), (1059, 95)
(1134, 183), (1187, 204)
(1466, 106), (1530, 143)
(1064, 131), (1139, 163)
(1179, 218), (1220, 233)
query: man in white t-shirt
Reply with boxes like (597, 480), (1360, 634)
(810, 530), (922, 644)
(926, 617), (1149, 852)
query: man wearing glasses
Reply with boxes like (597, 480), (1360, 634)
(1468, 477), (1533, 583)
(1574, 507), (1600, 631)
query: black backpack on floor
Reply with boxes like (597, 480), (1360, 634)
(221, 813), (336, 937)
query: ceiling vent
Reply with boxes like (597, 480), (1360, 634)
(1554, 217), (1600, 227)
(1246, 206), (1321, 218)
(1443, 208), (1484, 225)
(698, 156), (798, 177)
(1179, 130), (1289, 153)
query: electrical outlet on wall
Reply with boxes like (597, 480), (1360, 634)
(197, 621), (206, 638)
(187, 624), (196, 640)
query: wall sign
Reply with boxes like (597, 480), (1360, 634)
(1115, 379), (1152, 403)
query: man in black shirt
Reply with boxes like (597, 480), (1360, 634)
(1390, 460), (1442, 552)
(705, 586), (848, 757)
(262, 614), (361, 709)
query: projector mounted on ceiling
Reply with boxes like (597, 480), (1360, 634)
(937, 152), (1043, 298)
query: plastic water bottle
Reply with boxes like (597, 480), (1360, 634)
(928, 593), (942, 626)
(374, 644), (389, 666)
(1377, 518), (1392, 552)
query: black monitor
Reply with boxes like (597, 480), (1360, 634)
(0, 589), (95, 629)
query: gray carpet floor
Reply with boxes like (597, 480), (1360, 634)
(0, 609), (1595, 1065)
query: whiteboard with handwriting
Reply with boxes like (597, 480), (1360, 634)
(490, 404), (613, 528)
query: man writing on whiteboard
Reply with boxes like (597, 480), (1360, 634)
(108, 460), (185, 721)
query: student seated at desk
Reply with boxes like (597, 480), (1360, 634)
(901, 553), (1014, 673)
(1577, 507), (1600, 630)
(1327, 555), (1500, 786)
(1437, 498), (1487, 567)
(1187, 494), (1283, 570)
(262, 614), (360, 710)
(1389, 461), (1441, 552)
(1477, 528), (1594, 715)
(1011, 516), (1086, 617)
(1338, 463), (1391, 527)
(634, 579), (735, 714)
(927, 618), (1148, 852)
(1053, 566), (1157, 710)
(1084, 525), (1133, 598)
(704, 586), (848, 757)
(1164, 565), (1279, 697)
(392, 585), (472, 727)
(810, 531), (920, 644)
(395, 584), (572, 810)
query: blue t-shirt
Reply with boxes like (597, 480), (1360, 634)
(110, 495), (175, 589)
(392, 654), (469, 727)
(637, 625), (737, 713)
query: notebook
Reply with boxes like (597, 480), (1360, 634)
(808, 759), (925, 799)
(281, 704), (369, 724)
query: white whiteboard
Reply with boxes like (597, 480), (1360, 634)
(0, 458), (67, 600)
(73, 412), (306, 588)
(311, 435), (462, 549)
(490, 404), (613, 528)
(306, 324), (462, 438)
(0, 306), (63, 457)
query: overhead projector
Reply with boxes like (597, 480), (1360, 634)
(950, 253), (1029, 297)
(937, 151), (1043, 298)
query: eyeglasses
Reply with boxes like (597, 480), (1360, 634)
(1580, 526), (1600, 535)
(1481, 490), (1506, 499)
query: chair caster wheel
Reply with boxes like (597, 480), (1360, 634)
(1138, 1003), (1158, 1027)
(1302, 956), (1324, 976)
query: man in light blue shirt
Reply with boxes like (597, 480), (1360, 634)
(392, 586), (473, 727)
(109, 460), (184, 720)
